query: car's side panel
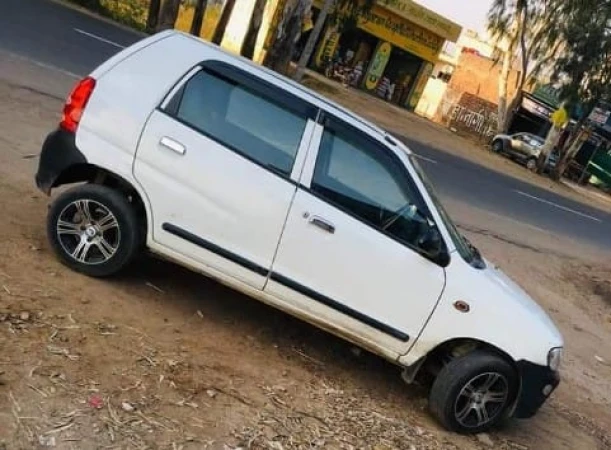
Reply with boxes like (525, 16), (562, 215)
(77, 33), (208, 177)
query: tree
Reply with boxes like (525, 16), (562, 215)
(190, 0), (208, 36)
(157, 0), (181, 31)
(549, 0), (611, 180)
(146, 0), (162, 33)
(241, 0), (267, 59)
(212, 0), (237, 45)
(487, 0), (563, 133)
(263, 0), (313, 74)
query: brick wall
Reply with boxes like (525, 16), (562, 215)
(448, 51), (521, 104)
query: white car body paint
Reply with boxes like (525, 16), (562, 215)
(70, 31), (563, 380)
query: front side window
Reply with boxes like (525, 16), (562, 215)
(173, 70), (308, 175)
(311, 126), (431, 249)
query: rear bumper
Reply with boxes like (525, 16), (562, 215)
(513, 360), (560, 419)
(35, 129), (87, 194)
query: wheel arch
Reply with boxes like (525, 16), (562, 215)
(51, 163), (150, 238)
(403, 337), (519, 383)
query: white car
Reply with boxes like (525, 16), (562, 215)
(35, 31), (563, 433)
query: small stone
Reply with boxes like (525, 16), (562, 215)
(121, 402), (135, 412)
(414, 426), (424, 436)
(476, 433), (494, 447)
(81, 298), (90, 305)
(38, 435), (56, 447)
(595, 355), (606, 364)
(20, 312), (30, 321)
(206, 389), (217, 399)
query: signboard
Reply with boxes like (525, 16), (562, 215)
(522, 96), (553, 120)
(358, 6), (444, 62)
(365, 41), (393, 90)
(589, 107), (611, 126)
(376, 0), (462, 42)
(314, 25), (340, 68)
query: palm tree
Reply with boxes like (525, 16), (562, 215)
(212, 0), (237, 45)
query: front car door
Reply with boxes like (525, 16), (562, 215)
(266, 116), (446, 356)
(134, 61), (317, 289)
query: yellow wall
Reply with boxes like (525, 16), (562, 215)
(376, 0), (461, 42)
(357, 6), (444, 62)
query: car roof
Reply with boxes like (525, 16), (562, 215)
(173, 32), (409, 153)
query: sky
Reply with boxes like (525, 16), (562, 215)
(415, 0), (493, 33)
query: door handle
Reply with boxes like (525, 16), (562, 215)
(309, 216), (335, 234)
(160, 136), (186, 155)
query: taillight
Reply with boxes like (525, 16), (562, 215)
(60, 76), (96, 133)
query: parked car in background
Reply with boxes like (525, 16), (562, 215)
(35, 31), (563, 434)
(491, 132), (545, 171)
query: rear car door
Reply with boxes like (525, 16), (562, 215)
(266, 117), (446, 355)
(134, 61), (317, 289)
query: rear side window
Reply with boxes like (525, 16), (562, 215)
(170, 69), (308, 176)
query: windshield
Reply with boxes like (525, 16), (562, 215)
(409, 155), (485, 268)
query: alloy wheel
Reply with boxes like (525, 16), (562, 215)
(453, 372), (509, 429)
(56, 199), (121, 265)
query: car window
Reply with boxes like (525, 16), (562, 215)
(311, 126), (430, 249)
(173, 70), (308, 175)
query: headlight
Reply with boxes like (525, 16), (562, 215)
(548, 347), (563, 371)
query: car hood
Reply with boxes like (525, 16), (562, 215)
(482, 259), (563, 345)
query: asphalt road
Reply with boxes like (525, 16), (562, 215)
(2, 0), (611, 250)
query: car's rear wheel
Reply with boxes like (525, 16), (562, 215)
(492, 140), (504, 153)
(526, 158), (537, 171)
(47, 184), (141, 277)
(429, 350), (518, 434)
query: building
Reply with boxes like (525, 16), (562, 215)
(215, 0), (461, 110)
(304, 0), (462, 109)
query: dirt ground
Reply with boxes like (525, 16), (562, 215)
(1, 54), (611, 450)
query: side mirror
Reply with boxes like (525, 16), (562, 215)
(419, 226), (450, 267)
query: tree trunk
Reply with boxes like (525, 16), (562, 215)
(190, 0), (208, 36)
(497, 47), (512, 133)
(293, 0), (334, 82)
(241, 0), (267, 59)
(146, 0), (162, 33)
(263, 0), (312, 75)
(212, 0), (237, 45)
(536, 125), (562, 173)
(157, 0), (181, 32)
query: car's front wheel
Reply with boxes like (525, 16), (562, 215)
(47, 184), (142, 277)
(429, 350), (518, 433)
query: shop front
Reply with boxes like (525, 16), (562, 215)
(309, 0), (460, 109)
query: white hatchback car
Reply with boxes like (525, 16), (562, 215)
(36, 31), (563, 433)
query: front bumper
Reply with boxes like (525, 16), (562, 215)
(513, 360), (560, 419)
(35, 128), (87, 194)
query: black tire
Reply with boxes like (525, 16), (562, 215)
(526, 158), (537, 171)
(47, 184), (142, 278)
(492, 140), (504, 153)
(429, 351), (518, 434)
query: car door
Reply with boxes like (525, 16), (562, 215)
(134, 61), (317, 289)
(266, 117), (446, 355)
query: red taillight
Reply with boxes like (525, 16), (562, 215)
(60, 76), (96, 133)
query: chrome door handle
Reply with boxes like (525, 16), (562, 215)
(160, 136), (186, 155)
(309, 216), (335, 234)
